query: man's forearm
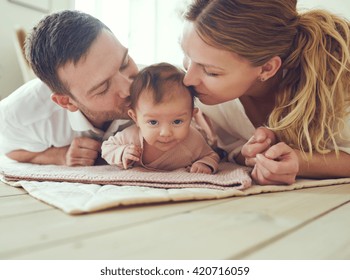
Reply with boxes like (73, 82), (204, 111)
(6, 146), (69, 165)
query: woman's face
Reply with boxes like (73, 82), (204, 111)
(181, 22), (262, 105)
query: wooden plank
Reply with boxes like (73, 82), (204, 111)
(7, 184), (350, 259)
(0, 195), (53, 218)
(0, 196), (229, 259)
(243, 201), (350, 259)
(0, 181), (27, 196)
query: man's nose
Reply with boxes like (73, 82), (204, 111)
(117, 75), (133, 98)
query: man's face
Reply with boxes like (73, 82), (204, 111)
(57, 30), (139, 128)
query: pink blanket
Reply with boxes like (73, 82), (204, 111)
(1, 161), (252, 190)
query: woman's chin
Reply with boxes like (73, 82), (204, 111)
(197, 96), (221, 105)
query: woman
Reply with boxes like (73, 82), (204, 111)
(181, 0), (350, 185)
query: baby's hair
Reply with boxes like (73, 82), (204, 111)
(130, 62), (195, 109)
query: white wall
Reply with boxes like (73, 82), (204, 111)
(1, 0), (349, 100)
(298, 0), (350, 19)
(75, 0), (188, 67)
(0, 0), (74, 100)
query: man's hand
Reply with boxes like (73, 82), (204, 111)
(65, 137), (102, 166)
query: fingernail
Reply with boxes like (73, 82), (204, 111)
(248, 136), (256, 144)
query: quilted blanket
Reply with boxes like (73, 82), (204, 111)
(2, 157), (350, 214)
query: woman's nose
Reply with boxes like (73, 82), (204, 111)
(183, 64), (199, 87)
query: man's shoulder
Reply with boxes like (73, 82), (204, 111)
(1, 79), (65, 125)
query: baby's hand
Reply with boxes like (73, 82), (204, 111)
(190, 162), (213, 174)
(122, 144), (142, 169)
(241, 127), (276, 167)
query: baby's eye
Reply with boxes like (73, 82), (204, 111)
(173, 119), (183, 125)
(148, 120), (158, 126)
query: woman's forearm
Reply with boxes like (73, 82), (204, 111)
(297, 150), (350, 178)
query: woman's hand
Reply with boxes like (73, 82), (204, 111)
(241, 127), (276, 167)
(251, 142), (299, 185)
(241, 127), (299, 185)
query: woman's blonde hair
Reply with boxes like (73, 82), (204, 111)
(184, 0), (350, 157)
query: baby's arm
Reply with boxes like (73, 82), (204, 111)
(101, 130), (142, 169)
(120, 144), (142, 169)
(190, 161), (214, 174)
(102, 140), (141, 169)
(101, 125), (143, 169)
(189, 127), (220, 174)
(101, 136), (125, 168)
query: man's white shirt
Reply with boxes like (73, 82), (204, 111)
(0, 79), (130, 155)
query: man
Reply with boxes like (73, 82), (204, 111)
(0, 10), (139, 166)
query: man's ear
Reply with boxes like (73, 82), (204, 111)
(51, 93), (79, 112)
(259, 56), (282, 81)
(128, 109), (138, 124)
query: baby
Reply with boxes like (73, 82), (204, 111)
(101, 62), (219, 173)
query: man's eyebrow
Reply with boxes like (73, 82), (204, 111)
(87, 48), (129, 95)
(120, 48), (129, 68)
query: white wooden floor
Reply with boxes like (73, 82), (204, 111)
(1, 180), (350, 259)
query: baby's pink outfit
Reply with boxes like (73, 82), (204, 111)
(102, 125), (220, 172)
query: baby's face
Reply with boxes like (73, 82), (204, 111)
(131, 87), (194, 152)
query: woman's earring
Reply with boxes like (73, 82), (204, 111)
(259, 76), (266, 82)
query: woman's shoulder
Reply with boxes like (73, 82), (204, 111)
(196, 99), (245, 118)
(196, 98), (242, 110)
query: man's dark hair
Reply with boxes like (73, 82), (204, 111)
(25, 10), (110, 95)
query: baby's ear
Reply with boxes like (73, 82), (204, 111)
(192, 107), (199, 116)
(128, 109), (137, 123)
